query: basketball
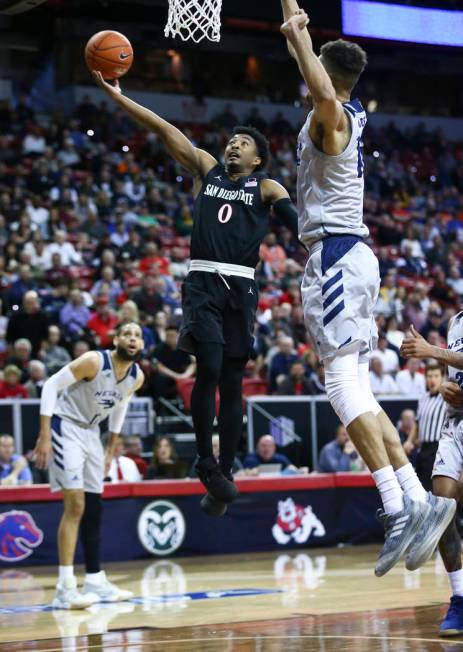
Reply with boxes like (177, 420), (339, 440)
(85, 30), (133, 80)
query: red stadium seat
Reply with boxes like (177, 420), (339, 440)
(242, 378), (268, 398)
(176, 377), (219, 415)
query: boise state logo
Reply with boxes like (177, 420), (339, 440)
(0, 511), (44, 562)
(137, 500), (185, 557)
(272, 498), (326, 545)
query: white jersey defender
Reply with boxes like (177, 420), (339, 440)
(432, 312), (463, 482)
(49, 350), (140, 493)
(299, 99), (380, 361)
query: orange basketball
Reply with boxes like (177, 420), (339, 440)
(85, 30), (133, 80)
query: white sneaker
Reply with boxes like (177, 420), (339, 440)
(82, 571), (134, 603)
(52, 576), (98, 610)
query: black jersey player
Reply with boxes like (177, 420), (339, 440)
(94, 72), (299, 515)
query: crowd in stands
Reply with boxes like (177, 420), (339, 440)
(0, 93), (462, 470)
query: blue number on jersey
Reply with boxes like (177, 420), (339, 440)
(456, 371), (463, 390)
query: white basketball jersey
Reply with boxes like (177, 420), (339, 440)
(55, 350), (140, 428)
(447, 312), (463, 418)
(297, 99), (369, 247)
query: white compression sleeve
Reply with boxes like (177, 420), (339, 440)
(108, 400), (129, 434)
(40, 366), (77, 416)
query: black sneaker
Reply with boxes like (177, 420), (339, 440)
(200, 494), (228, 517)
(195, 456), (238, 503)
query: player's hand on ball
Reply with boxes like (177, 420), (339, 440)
(92, 71), (122, 99)
(400, 324), (431, 359)
(441, 380), (463, 408)
(34, 435), (52, 470)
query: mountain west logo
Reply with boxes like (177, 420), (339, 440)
(137, 501), (185, 557)
(0, 511), (44, 562)
(272, 498), (325, 545)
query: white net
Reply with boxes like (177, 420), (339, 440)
(164, 0), (222, 43)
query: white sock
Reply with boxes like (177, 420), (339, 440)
(85, 570), (104, 585)
(372, 465), (404, 515)
(395, 463), (427, 503)
(449, 569), (463, 597)
(58, 565), (74, 583)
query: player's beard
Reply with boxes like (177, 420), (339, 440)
(116, 344), (141, 362)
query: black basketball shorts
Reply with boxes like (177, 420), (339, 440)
(179, 271), (258, 359)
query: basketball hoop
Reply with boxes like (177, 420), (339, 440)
(164, 0), (222, 43)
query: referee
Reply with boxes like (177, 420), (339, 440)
(410, 363), (447, 491)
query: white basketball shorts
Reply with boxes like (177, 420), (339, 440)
(48, 415), (104, 494)
(432, 415), (463, 482)
(301, 235), (380, 361)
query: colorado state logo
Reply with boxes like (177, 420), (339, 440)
(272, 498), (326, 545)
(0, 511), (44, 562)
(137, 500), (186, 557)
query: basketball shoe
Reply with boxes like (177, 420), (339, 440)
(405, 493), (457, 571)
(52, 576), (98, 610)
(196, 456), (238, 503)
(440, 596), (463, 637)
(375, 495), (429, 577)
(82, 571), (133, 603)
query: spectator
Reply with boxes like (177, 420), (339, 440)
(44, 230), (82, 269)
(124, 435), (148, 477)
(260, 232), (287, 278)
(24, 360), (47, 398)
(7, 264), (36, 308)
(243, 434), (293, 471)
(369, 358), (399, 395)
(106, 435), (141, 483)
(150, 326), (196, 399)
(308, 361), (326, 395)
(169, 246), (189, 280)
(317, 425), (366, 473)
(87, 295), (118, 349)
(91, 266), (122, 306)
(399, 409), (418, 465)
(145, 436), (187, 479)
(370, 333), (400, 374)
(275, 360), (314, 395)
(42, 325), (72, 375)
(268, 336), (298, 393)
(6, 291), (49, 356)
(132, 274), (164, 315)
(59, 289), (91, 339)
(139, 241), (170, 276)
(0, 434), (32, 485)
(72, 339), (90, 359)
(0, 365), (29, 398)
(45, 252), (71, 287)
(396, 358), (426, 397)
(7, 338), (32, 382)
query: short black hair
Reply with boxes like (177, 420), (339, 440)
(320, 39), (367, 91)
(116, 320), (142, 335)
(425, 362), (444, 376)
(231, 125), (270, 171)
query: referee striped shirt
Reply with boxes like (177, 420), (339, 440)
(417, 391), (447, 443)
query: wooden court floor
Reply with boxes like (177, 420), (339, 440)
(0, 545), (462, 651)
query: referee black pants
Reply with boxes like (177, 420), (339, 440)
(416, 441), (439, 493)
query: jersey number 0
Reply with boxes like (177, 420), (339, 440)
(218, 203), (233, 224)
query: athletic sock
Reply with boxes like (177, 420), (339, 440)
(372, 465), (404, 515)
(449, 569), (463, 597)
(58, 565), (74, 584)
(395, 463), (427, 503)
(85, 570), (105, 585)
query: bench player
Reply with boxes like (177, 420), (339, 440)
(280, 2), (455, 576)
(34, 321), (144, 608)
(93, 71), (299, 516)
(402, 321), (463, 635)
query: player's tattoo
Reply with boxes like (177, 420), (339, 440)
(439, 519), (462, 572)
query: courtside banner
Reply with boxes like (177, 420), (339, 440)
(0, 478), (381, 565)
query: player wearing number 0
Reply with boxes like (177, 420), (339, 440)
(34, 321), (144, 609)
(280, 1), (456, 577)
(92, 71), (299, 516)
(402, 320), (463, 635)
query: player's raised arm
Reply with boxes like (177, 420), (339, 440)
(261, 178), (299, 241)
(401, 324), (463, 370)
(92, 71), (217, 178)
(280, 10), (344, 132)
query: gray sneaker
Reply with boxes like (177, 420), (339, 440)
(375, 495), (430, 577)
(405, 493), (456, 571)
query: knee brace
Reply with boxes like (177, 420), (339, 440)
(324, 346), (381, 427)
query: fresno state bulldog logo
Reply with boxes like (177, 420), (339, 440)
(272, 498), (326, 545)
(0, 511), (44, 562)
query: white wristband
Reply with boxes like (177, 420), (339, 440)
(108, 401), (129, 434)
(40, 366), (76, 417)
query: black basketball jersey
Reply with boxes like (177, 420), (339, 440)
(191, 164), (269, 268)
